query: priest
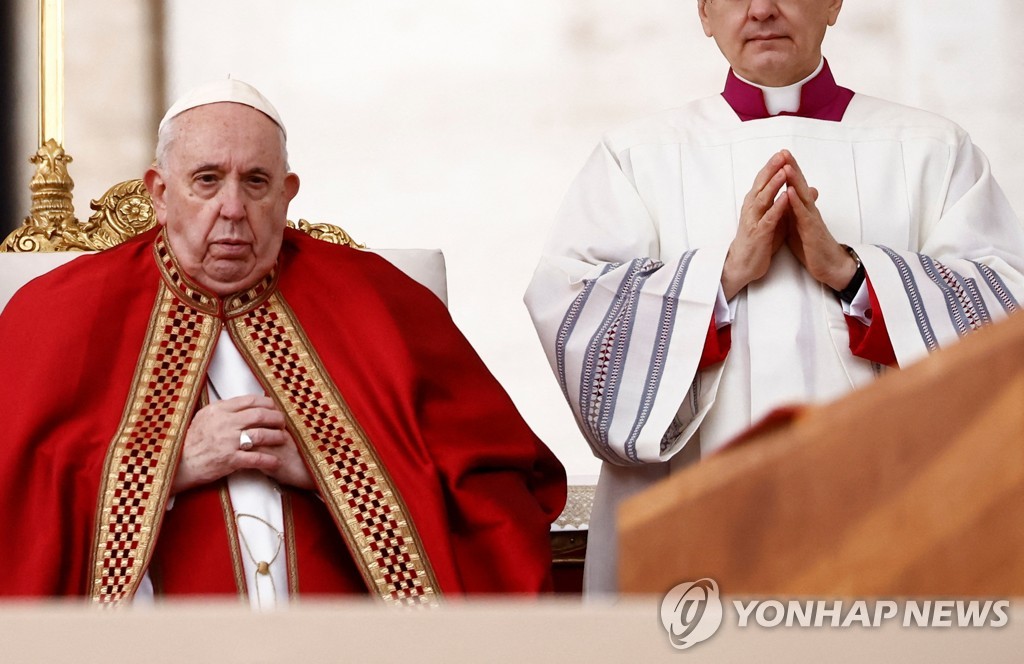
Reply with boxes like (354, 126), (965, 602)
(525, 0), (1024, 593)
(0, 80), (566, 606)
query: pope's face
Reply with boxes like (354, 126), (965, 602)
(145, 102), (300, 296)
(699, 0), (843, 87)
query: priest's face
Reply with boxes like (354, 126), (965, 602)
(699, 0), (843, 87)
(144, 102), (300, 296)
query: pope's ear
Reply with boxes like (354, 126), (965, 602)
(284, 172), (300, 202)
(143, 167), (168, 226)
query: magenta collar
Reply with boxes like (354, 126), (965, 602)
(722, 60), (854, 122)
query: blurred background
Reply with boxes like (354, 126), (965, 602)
(4, 0), (1023, 480)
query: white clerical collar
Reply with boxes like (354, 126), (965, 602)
(735, 58), (825, 116)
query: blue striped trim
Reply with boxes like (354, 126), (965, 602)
(919, 255), (971, 337)
(577, 259), (660, 456)
(963, 278), (992, 327)
(595, 264), (657, 455)
(554, 263), (614, 400)
(880, 247), (939, 351)
(623, 250), (697, 462)
(972, 261), (1019, 314)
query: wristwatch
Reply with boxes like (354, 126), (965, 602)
(834, 245), (865, 303)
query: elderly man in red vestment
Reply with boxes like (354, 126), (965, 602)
(0, 80), (566, 606)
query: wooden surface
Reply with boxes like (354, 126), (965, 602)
(619, 312), (1024, 596)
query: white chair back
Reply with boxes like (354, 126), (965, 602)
(0, 248), (448, 315)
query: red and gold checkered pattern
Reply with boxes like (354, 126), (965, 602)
(90, 284), (218, 603)
(231, 295), (440, 605)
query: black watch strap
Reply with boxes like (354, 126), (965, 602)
(835, 245), (865, 303)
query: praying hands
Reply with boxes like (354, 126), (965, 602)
(722, 149), (857, 300)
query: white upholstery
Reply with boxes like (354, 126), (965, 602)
(0, 252), (82, 314)
(0, 248), (448, 314)
(371, 248), (448, 306)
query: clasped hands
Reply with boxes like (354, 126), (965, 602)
(721, 150), (857, 300)
(171, 395), (315, 495)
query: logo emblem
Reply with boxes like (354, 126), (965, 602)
(660, 578), (723, 650)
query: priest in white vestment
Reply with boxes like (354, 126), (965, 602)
(525, 0), (1024, 593)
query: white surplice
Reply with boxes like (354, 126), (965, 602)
(525, 92), (1024, 593)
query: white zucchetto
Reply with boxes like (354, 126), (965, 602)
(159, 79), (286, 137)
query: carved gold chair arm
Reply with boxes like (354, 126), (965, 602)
(79, 179), (158, 250)
(287, 219), (364, 248)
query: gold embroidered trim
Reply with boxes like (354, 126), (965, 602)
(89, 283), (219, 604)
(152, 231), (218, 315)
(224, 272), (279, 318)
(228, 294), (441, 605)
(153, 229), (277, 318)
(219, 483), (249, 601)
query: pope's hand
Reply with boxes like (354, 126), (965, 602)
(722, 151), (792, 300)
(172, 394), (315, 494)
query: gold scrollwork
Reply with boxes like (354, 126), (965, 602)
(0, 139), (94, 252)
(78, 179), (158, 250)
(286, 219), (365, 248)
